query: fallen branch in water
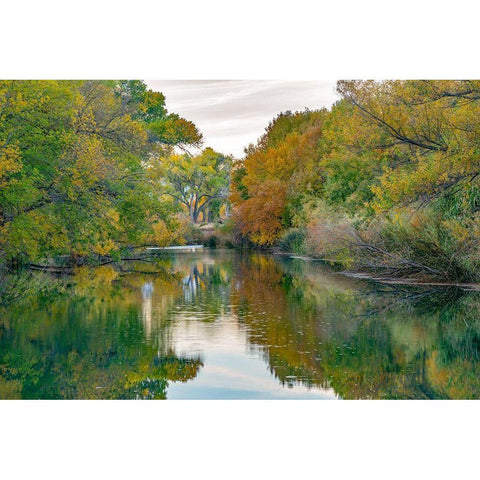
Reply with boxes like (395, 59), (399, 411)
(351, 242), (444, 277)
(28, 255), (156, 271)
(29, 263), (73, 273)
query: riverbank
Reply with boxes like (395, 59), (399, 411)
(273, 251), (480, 291)
(4, 244), (480, 292)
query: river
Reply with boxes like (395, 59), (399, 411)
(1, 249), (479, 399)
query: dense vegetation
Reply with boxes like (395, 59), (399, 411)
(0, 80), (231, 269)
(231, 81), (480, 282)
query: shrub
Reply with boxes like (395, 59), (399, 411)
(277, 228), (307, 255)
(371, 210), (480, 282)
(304, 206), (480, 282)
(205, 235), (219, 248)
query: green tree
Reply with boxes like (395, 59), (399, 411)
(0, 80), (203, 265)
(158, 148), (232, 223)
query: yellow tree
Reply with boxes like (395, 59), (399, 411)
(337, 80), (480, 210)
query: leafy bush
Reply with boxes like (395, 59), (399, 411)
(277, 228), (307, 255)
(205, 235), (219, 248)
(304, 206), (480, 282)
(372, 210), (480, 282)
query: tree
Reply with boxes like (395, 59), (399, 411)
(116, 80), (203, 153)
(230, 109), (327, 245)
(336, 80), (480, 209)
(158, 148), (232, 223)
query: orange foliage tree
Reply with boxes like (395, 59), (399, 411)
(231, 109), (327, 246)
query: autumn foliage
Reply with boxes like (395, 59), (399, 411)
(231, 110), (327, 245)
(230, 81), (480, 281)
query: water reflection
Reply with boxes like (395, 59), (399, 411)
(141, 282), (154, 336)
(0, 251), (479, 399)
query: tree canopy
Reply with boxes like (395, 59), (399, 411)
(156, 147), (232, 223)
(0, 80), (203, 264)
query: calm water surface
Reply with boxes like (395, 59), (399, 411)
(1, 250), (479, 399)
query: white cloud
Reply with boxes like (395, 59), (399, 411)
(146, 80), (339, 158)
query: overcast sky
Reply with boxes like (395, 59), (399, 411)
(146, 80), (339, 158)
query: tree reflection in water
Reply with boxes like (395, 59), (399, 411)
(233, 255), (480, 399)
(0, 262), (203, 399)
(0, 251), (479, 399)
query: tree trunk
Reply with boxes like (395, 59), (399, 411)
(189, 202), (198, 223)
